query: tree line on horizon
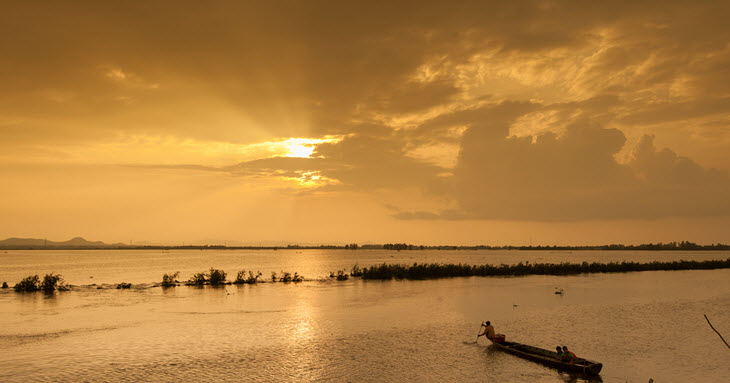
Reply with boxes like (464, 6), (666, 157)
(2, 240), (729, 250)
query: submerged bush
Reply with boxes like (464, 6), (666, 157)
(280, 271), (292, 283)
(14, 275), (40, 292)
(292, 272), (303, 283)
(336, 270), (349, 281)
(350, 264), (363, 277)
(161, 272), (179, 287)
(279, 271), (303, 283)
(41, 273), (68, 293)
(116, 282), (132, 289)
(209, 268), (227, 286)
(188, 272), (207, 285)
(1, 281), (8, 289)
(234, 270), (262, 284)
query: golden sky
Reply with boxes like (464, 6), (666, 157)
(2, 1), (730, 245)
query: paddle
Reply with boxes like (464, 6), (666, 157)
(475, 322), (485, 342)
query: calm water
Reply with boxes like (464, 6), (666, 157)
(1, 250), (729, 382)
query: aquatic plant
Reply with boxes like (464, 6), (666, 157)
(280, 271), (292, 283)
(116, 282), (132, 289)
(279, 271), (303, 283)
(336, 270), (349, 281)
(208, 268), (227, 286)
(188, 272), (207, 285)
(248, 271), (262, 283)
(350, 264), (363, 277)
(235, 270), (247, 284)
(161, 272), (179, 287)
(292, 272), (303, 283)
(357, 258), (730, 280)
(14, 275), (40, 292)
(1, 281), (7, 288)
(40, 273), (68, 293)
(235, 270), (262, 284)
(270, 271), (277, 282)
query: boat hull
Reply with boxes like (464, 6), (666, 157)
(490, 340), (603, 375)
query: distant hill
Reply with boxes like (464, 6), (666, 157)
(0, 237), (129, 249)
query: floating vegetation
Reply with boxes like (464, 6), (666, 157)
(116, 282), (132, 289)
(208, 268), (227, 286)
(161, 272), (179, 287)
(234, 270), (262, 284)
(357, 258), (730, 280)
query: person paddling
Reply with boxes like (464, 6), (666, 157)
(478, 321), (496, 340)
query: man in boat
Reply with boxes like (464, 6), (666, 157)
(555, 346), (564, 360)
(561, 346), (577, 364)
(478, 321), (496, 340)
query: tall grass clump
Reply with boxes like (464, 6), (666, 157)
(208, 268), (227, 286)
(357, 258), (730, 280)
(161, 272), (180, 287)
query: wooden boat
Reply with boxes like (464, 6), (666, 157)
(490, 339), (603, 375)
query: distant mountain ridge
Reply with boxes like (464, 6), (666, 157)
(0, 237), (129, 249)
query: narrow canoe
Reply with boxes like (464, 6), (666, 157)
(490, 339), (603, 375)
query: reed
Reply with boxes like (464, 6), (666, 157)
(358, 258), (730, 280)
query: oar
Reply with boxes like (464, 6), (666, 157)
(475, 322), (484, 342)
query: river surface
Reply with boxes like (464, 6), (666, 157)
(1, 249), (729, 382)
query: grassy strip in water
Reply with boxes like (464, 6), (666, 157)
(358, 258), (730, 280)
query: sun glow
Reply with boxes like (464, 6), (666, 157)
(281, 136), (341, 158)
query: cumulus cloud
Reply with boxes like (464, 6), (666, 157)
(398, 118), (730, 221)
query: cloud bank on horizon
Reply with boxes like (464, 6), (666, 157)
(2, 1), (729, 243)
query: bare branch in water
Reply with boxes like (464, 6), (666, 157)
(704, 314), (730, 350)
